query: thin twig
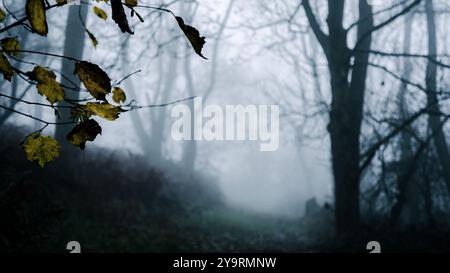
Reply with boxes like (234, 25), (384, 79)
(113, 70), (142, 86)
(0, 92), (73, 108)
(0, 104), (76, 125)
(1, 49), (79, 62)
(126, 96), (197, 110)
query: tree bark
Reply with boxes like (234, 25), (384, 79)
(304, 0), (373, 235)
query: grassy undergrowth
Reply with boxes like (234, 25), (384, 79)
(3, 125), (448, 253)
(0, 125), (326, 253)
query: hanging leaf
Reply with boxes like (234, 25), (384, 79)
(23, 133), (60, 167)
(70, 105), (93, 121)
(86, 102), (124, 121)
(125, 0), (138, 7)
(55, 0), (68, 5)
(35, 80), (64, 104)
(67, 119), (102, 150)
(112, 87), (126, 103)
(175, 16), (207, 60)
(0, 52), (13, 81)
(26, 0), (48, 36)
(74, 61), (111, 101)
(1, 37), (21, 57)
(93, 6), (108, 20)
(0, 7), (6, 22)
(111, 0), (133, 34)
(86, 29), (99, 48)
(27, 66), (64, 104)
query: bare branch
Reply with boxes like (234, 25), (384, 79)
(302, 0), (328, 52)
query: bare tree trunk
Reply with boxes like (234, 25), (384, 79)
(304, 0), (373, 236)
(125, 82), (153, 156)
(181, 0), (235, 170)
(179, 2), (197, 170)
(391, 13), (422, 227)
(54, 5), (88, 144)
(121, 38), (152, 157)
(182, 51), (197, 170)
(425, 0), (450, 194)
(151, 51), (178, 160)
(125, 39), (177, 161)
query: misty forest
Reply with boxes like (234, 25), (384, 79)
(1, 0), (450, 253)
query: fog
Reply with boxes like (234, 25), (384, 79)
(3, 0), (335, 217)
(3, 0), (450, 252)
(90, 0), (334, 217)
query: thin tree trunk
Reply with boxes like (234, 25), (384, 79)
(121, 38), (152, 157)
(182, 52), (196, 170)
(181, 0), (235, 170)
(391, 13), (421, 227)
(425, 0), (450, 194)
(152, 52), (178, 160)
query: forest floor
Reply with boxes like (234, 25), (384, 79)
(2, 125), (450, 252)
(0, 125), (334, 252)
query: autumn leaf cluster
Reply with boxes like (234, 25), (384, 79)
(0, 0), (207, 167)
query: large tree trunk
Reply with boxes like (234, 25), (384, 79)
(425, 0), (450, 194)
(304, 0), (373, 236)
(325, 0), (356, 235)
(54, 5), (88, 144)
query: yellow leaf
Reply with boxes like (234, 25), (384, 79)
(86, 102), (124, 121)
(67, 119), (102, 150)
(125, 0), (137, 7)
(26, 0), (48, 36)
(1, 37), (21, 57)
(27, 66), (64, 104)
(0, 7), (6, 22)
(93, 6), (108, 20)
(37, 81), (64, 104)
(74, 61), (111, 101)
(23, 133), (60, 167)
(175, 16), (207, 60)
(112, 87), (126, 103)
(0, 52), (13, 81)
(70, 105), (93, 121)
(28, 66), (54, 82)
